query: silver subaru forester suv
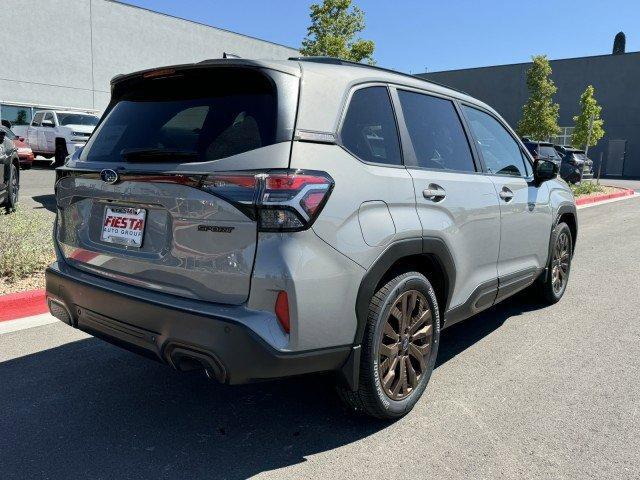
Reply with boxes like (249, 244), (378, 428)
(46, 57), (577, 419)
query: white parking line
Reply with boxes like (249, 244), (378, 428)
(0, 314), (58, 335)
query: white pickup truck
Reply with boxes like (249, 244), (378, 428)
(27, 110), (99, 165)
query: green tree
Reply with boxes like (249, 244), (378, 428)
(15, 110), (28, 126)
(300, 0), (375, 64)
(517, 55), (560, 140)
(571, 85), (604, 149)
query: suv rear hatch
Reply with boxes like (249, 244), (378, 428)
(55, 62), (300, 305)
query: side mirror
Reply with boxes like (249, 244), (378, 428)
(18, 137), (25, 142)
(42, 120), (54, 128)
(534, 158), (558, 184)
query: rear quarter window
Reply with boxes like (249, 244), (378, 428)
(340, 86), (402, 166)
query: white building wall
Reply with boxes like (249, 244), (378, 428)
(0, 0), (297, 123)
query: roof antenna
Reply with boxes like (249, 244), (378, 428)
(223, 52), (241, 59)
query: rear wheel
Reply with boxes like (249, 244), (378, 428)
(338, 271), (440, 420)
(3, 162), (19, 213)
(54, 141), (68, 167)
(539, 222), (572, 304)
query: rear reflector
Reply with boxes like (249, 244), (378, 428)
(275, 291), (290, 333)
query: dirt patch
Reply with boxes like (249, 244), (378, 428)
(0, 271), (46, 295)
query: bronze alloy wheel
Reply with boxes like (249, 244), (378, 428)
(551, 230), (570, 295)
(378, 290), (433, 401)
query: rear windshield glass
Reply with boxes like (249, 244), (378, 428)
(58, 113), (99, 127)
(81, 68), (278, 163)
(538, 145), (559, 159)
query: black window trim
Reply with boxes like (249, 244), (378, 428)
(389, 85), (483, 175)
(458, 101), (535, 181)
(336, 82), (406, 169)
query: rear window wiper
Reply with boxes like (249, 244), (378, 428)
(121, 148), (199, 162)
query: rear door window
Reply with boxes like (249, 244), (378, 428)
(340, 86), (402, 166)
(82, 68), (280, 163)
(398, 90), (476, 172)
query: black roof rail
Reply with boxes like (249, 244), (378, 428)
(289, 56), (469, 96)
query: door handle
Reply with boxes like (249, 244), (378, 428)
(423, 183), (446, 202)
(499, 187), (514, 202)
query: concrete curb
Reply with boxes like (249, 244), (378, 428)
(575, 187), (635, 206)
(0, 289), (47, 322)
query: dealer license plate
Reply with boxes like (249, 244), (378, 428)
(101, 206), (146, 247)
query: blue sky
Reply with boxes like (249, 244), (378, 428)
(119, 0), (639, 73)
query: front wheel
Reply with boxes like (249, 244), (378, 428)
(3, 162), (19, 213)
(338, 271), (440, 420)
(539, 222), (572, 304)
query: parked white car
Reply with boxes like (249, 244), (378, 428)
(27, 110), (99, 165)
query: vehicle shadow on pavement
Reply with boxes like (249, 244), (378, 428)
(0, 292), (546, 479)
(436, 290), (547, 367)
(0, 338), (384, 479)
(31, 194), (56, 213)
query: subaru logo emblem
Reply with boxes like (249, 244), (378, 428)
(100, 169), (119, 185)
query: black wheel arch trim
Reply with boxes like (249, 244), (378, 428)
(339, 237), (455, 391)
(354, 237), (456, 345)
(545, 203), (577, 278)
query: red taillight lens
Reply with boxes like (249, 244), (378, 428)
(202, 170), (333, 232)
(259, 171), (333, 231)
(275, 291), (290, 333)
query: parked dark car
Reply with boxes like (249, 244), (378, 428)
(555, 146), (594, 184)
(0, 126), (34, 169)
(0, 127), (20, 213)
(523, 140), (563, 168)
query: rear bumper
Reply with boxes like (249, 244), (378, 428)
(45, 262), (350, 384)
(18, 153), (34, 166)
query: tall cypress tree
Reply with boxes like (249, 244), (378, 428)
(517, 55), (561, 140)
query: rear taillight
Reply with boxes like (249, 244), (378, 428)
(201, 170), (333, 232)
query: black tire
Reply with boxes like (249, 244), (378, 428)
(538, 222), (572, 304)
(54, 141), (68, 167)
(338, 271), (440, 420)
(3, 162), (19, 213)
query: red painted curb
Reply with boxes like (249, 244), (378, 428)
(575, 188), (635, 206)
(0, 289), (48, 322)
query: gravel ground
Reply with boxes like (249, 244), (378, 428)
(1, 195), (639, 479)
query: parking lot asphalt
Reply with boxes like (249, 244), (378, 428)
(2, 179), (639, 479)
(18, 164), (56, 215)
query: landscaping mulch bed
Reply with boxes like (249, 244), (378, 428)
(0, 208), (55, 295)
(0, 272), (46, 296)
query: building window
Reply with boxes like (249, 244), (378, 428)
(0, 104), (33, 126)
(550, 126), (574, 147)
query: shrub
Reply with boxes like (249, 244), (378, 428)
(570, 181), (603, 197)
(0, 208), (55, 282)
